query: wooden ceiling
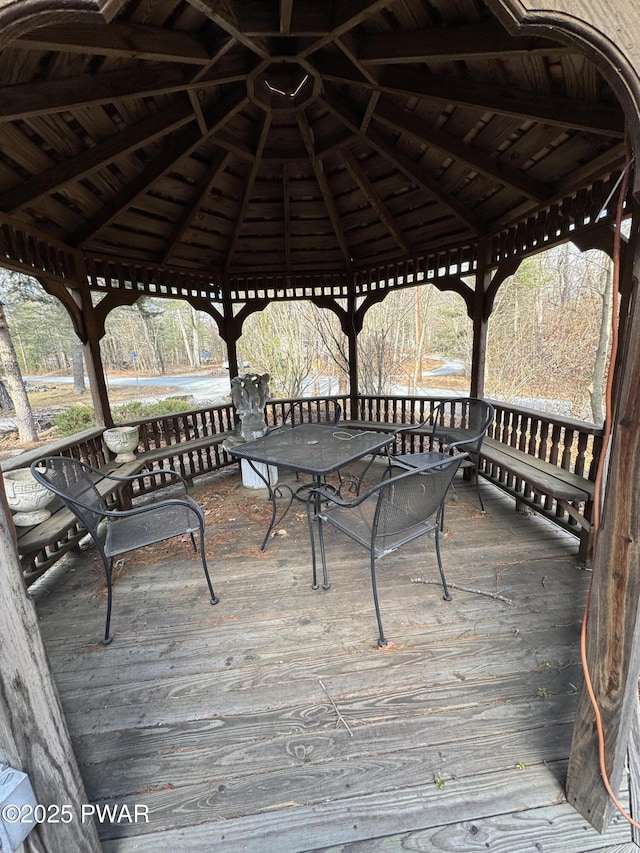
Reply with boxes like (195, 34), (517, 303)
(0, 0), (627, 280)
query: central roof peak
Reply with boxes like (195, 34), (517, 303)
(248, 58), (321, 112)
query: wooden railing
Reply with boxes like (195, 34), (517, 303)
(3, 395), (602, 491)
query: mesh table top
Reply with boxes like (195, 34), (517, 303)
(229, 423), (394, 476)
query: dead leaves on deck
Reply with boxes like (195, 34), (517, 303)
(89, 471), (307, 593)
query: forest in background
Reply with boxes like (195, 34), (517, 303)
(0, 240), (613, 441)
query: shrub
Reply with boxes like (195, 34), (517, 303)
(51, 398), (191, 437)
(52, 405), (95, 436)
(112, 398), (190, 423)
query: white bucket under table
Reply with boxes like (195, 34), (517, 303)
(240, 459), (278, 489)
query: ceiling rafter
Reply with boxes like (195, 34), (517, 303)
(299, 0), (392, 58)
(161, 148), (232, 265)
(340, 148), (414, 256)
(223, 113), (272, 273)
(321, 92), (484, 235)
(372, 97), (552, 202)
(358, 19), (570, 64)
(189, 34), (235, 84)
(187, 0), (270, 60)
(0, 63), (192, 122)
(335, 32), (379, 86)
(311, 56), (625, 137)
(297, 110), (353, 271)
(70, 89), (249, 247)
(0, 97), (196, 213)
(279, 0), (293, 35)
(15, 20), (212, 64)
(283, 162), (291, 269)
(377, 68), (625, 137)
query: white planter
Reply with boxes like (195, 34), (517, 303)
(241, 459), (278, 489)
(104, 426), (139, 463)
(5, 467), (55, 526)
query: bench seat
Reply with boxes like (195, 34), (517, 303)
(479, 436), (594, 559)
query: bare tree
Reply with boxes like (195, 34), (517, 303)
(0, 301), (37, 441)
(72, 339), (86, 395)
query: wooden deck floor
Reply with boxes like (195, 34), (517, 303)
(31, 464), (636, 852)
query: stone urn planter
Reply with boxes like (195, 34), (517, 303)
(104, 425), (140, 463)
(4, 467), (55, 526)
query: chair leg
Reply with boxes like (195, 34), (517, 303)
(102, 555), (114, 646)
(197, 527), (218, 605)
(370, 554), (387, 647)
(434, 528), (452, 602)
(475, 474), (485, 513)
(435, 526), (451, 601)
(189, 531), (197, 553)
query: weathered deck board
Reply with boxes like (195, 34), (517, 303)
(30, 469), (634, 852)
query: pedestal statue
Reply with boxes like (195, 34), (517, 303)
(223, 373), (278, 487)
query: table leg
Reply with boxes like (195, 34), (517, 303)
(306, 478), (330, 590)
(244, 460), (295, 551)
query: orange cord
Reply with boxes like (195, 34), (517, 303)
(579, 155), (640, 828)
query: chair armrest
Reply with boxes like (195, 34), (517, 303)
(305, 484), (376, 510)
(100, 494), (204, 523)
(392, 418), (431, 437)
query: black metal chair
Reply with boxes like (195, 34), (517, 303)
(306, 455), (464, 647)
(394, 397), (495, 514)
(30, 456), (218, 645)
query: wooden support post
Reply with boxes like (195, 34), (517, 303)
(566, 240), (640, 831)
(347, 291), (359, 419)
(222, 291), (240, 380)
(470, 239), (490, 399)
(74, 283), (113, 428)
(0, 499), (101, 852)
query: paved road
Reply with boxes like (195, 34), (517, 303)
(25, 373), (233, 400)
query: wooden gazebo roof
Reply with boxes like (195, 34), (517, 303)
(0, 0), (629, 293)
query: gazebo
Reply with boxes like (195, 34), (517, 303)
(1, 1), (640, 850)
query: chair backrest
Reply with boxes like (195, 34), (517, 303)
(284, 401), (342, 427)
(31, 456), (108, 541)
(430, 397), (494, 455)
(372, 457), (463, 547)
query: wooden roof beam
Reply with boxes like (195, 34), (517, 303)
(373, 97), (552, 202)
(70, 90), (249, 246)
(187, 0), (270, 60)
(321, 93), (484, 235)
(378, 68), (626, 138)
(280, 0), (294, 35)
(283, 163), (291, 269)
(359, 19), (570, 64)
(335, 32), (379, 86)
(297, 111), (353, 271)
(15, 20), (213, 64)
(299, 0), (392, 58)
(0, 63), (192, 122)
(340, 149), (414, 256)
(314, 57), (625, 137)
(0, 97), (196, 213)
(161, 149), (232, 265)
(223, 114), (272, 273)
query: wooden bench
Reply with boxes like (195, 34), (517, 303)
(479, 436), (595, 560)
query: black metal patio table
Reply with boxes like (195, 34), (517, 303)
(228, 422), (395, 556)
